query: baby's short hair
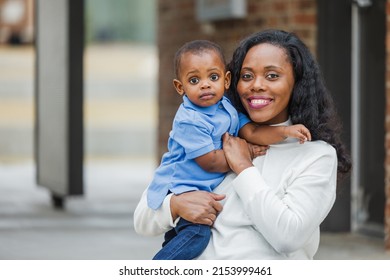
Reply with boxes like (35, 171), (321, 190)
(173, 40), (226, 78)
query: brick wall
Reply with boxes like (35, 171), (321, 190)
(385, 0), (390, 250)
(157, 0), (317, 159)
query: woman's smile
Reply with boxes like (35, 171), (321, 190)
(247, 96), (273, 109)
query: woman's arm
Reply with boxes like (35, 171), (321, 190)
(134, 189), (226, 236)
(170, 191), (226, 224)
(222, 133), (337, 253)
(233, 156), (336, 253)
(133, 190), (175, 236)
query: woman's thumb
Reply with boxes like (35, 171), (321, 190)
(210, 193), (226, 201)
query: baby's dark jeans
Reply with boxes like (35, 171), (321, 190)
(152, 218), (211, 260)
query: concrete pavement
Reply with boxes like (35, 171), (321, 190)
(0, 160), (162, 260)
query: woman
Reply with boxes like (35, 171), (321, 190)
(134, 29), (351, 259)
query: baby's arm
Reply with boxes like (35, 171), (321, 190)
(239, 123), (312, 145)
(195, 140), (266, 173)
(195, 149), (230, 173)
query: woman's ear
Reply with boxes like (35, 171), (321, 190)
(173, 79), (185, 96)
(225, 71), (231, 90)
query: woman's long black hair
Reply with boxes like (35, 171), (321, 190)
(226, 29), (351, 178)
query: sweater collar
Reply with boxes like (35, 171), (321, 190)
(269, 118), (292, 127)
(270, 118), (298, 144)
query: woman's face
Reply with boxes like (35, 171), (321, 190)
(236, 43), (295, 125)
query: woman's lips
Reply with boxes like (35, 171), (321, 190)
(247, 97), (272, 109)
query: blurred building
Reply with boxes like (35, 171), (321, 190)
(85, 0), (155, 44)
(0, 0), (156, 44)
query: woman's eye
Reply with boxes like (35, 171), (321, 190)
(210, 74), (219, 81)
(267, 73), (279, 80)
(241, 73), (252, 80)
(189, 77), (199, 84)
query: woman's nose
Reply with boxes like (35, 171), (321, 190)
(251, 77), (265, 92)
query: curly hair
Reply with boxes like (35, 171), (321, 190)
(226, 29), (351, 178)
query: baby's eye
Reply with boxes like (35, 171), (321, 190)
(210, 74), (219, 81)
(189, 77), (199, 84)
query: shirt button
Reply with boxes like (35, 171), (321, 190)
(219, 105), (223, 109)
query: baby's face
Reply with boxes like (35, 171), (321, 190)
(173, 50), (230, 107)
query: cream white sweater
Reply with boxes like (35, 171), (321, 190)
(134, 136), (337, 260)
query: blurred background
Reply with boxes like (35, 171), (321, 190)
(1, 0), (390, 260)
(0, 0), (162, 259)
(0, 0), (157, 161)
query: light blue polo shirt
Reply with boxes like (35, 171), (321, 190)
(147, 95), (250, 210)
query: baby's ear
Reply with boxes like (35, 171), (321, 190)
(173, 79), (184, 96)
(225, 71), (231, 89)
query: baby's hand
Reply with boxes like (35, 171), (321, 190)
(284, 124), (312, 144)
(247, 142), (269, 159)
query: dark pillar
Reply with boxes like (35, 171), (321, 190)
(317, 0), (352, 231)
(317, 0), (386, 236)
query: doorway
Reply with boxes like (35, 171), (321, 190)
(317, 0), (386, 235)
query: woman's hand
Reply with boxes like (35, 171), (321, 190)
(222, 133), (254, 174)
(170, 191), (225, 226)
